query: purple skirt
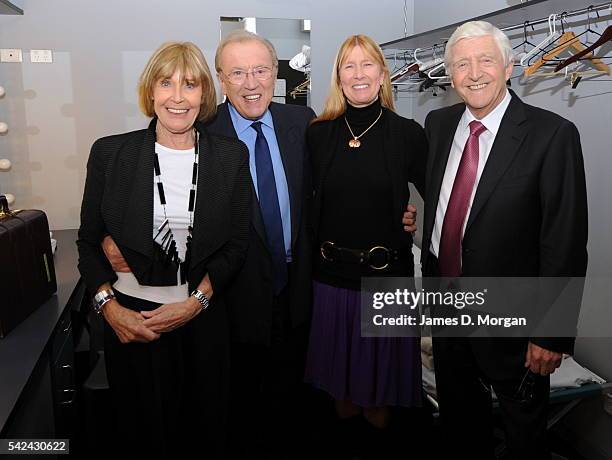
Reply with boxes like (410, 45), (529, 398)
(305, 280), (422, 408)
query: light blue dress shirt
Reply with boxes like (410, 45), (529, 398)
(228, 103), (292, 261)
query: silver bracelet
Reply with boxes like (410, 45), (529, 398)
(190, 289), (210, 310)
(93, 288), (115, 315)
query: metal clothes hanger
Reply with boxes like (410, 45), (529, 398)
(520, 14), (561, 67)
(426, 44), (447, 79)
(513, 21), (538, 63)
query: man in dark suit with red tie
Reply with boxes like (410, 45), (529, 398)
(420, 21), (588, 460)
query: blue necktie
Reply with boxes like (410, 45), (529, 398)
(251, 122), (288, 294)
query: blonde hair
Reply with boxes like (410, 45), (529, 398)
(138, 41), (217, 122)
(215, 30), (278, 73)
(315, 34), (395, 123)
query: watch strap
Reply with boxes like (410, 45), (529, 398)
(93, 288), (115, 314)
(190, 289), (210, 310)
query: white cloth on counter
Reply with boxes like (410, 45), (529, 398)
(550, 355), (605, 390)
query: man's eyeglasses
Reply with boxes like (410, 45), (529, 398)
(222, 67), (274, 85)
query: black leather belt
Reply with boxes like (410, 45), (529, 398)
(320, 241), (408, 271)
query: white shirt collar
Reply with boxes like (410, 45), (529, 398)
(459, 89), (511, 137)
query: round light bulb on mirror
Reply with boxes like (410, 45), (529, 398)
(4, 193), (15, 205)
(0, 122), (8, 134)
(0, 86), (5, 97)
(0, 158), (11, 171)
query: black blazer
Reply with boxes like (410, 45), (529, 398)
(308, 107), (427, 259)
(206, 102), (316, 344)
(77, 118), (251, 297)
(421, 91), (588, 360)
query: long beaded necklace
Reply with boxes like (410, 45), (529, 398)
(152, 129), (199, 284)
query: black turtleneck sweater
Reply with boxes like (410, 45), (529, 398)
(315, 99), (405, 289)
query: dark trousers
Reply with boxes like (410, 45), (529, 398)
(433, 336), (550, 460)
(424, 253), (551, 460)
(104, 290), (230, 459)
(227, 286), (313, 459)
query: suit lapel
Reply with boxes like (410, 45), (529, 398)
(210, 101), (240, 138)
(189, 126), (227, 267)
(121, 118), (156, 258)
(209, 102), (267, 246)
(269, 102), (301, 250)
(422, 105), (463, 252)
(465, 94), (528, 232)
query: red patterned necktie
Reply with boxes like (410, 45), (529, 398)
(438, 120), (487, 277)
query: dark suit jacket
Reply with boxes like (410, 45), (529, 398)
(77, 118), (251, 298)
(206, 101), (316, 344)
(421, 91), (588, 368)
(308, 107), (427, 259)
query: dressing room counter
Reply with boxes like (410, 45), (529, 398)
(0, 229), (83, 438)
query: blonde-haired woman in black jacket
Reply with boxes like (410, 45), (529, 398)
(305, 34), (427, 457)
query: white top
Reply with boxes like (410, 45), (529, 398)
(113, 142), (196, 304)
(430, 90), (512, 258)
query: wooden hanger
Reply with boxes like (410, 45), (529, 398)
(554, 25), (612, 73)
(525, 31), (609, 76)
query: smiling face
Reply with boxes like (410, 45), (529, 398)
(153, 69), (202, 141)
(449, 35), (513, 119)
(339, 45), (384, 108)
(218, 40), (276, 120)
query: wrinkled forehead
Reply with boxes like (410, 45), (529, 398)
(221, 39), (274, 69)
(451, 35), (502, 61)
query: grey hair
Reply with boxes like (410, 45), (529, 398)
(444, 21), (514, 75)
(215, 29), (278, 72)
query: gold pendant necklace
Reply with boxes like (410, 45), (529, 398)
(344, 109), (383, 148)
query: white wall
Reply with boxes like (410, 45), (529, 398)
(256, 18), (310, 61)
(0, 0), (414, 230)
(412, 0), (522, 34)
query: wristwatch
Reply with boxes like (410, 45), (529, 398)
(93, 288), (115, 315)
(190, 289), (210, 311)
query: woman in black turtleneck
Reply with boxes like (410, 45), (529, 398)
(304, 34), (428, 455)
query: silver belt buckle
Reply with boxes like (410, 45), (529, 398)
(320, 241), (335, 262)
(368, 246), (391, 270)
